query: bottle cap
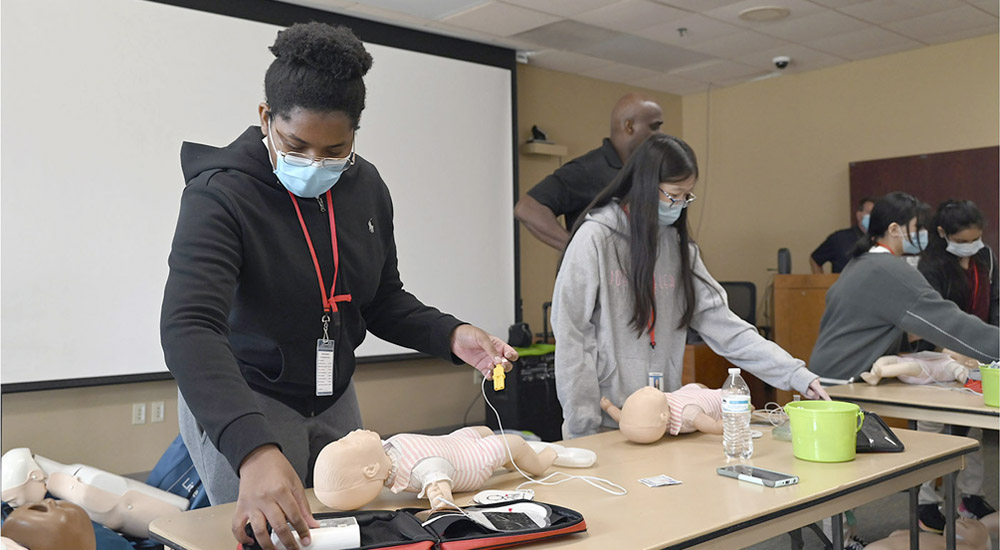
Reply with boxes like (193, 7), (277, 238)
(728, 368), (740, 374)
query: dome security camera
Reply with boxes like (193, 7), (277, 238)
(773, 56), (790, 70)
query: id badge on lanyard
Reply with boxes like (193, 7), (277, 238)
(316, 313), (335, 396)
(289, 190), (352, 398)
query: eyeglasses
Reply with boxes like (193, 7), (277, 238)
(660, 189), (697, 208)
(278, 147), (356, 170)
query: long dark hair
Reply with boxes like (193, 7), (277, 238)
(920, 199), (987, 306)
(562, 134), (701, 333)
(852, 192), (925, 257)
(264, 23), (373, 128)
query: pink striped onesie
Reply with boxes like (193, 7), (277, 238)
(666, 384), (723, 436)
(384, 428), (507, 494)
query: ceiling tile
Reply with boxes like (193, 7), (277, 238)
(969, 0), (1000, 17)
(579, 33), (716, 71)
(836, 0), (964, 25)
(754, 10), (871, 42)
(650, 0), (747, 13)
(573, 0), (688, 32)
(703, 0), (826, 28)
(442, 2), (561, 36)
(682, 29), (786, 58)
(734, 42), (847, 71)
(804, 0), (867, 7)
(884, 5), (997, 40)
(344, 4), (431, 28)
(526, 49), (616, 73)
(807, 26), (923, 59)
(511, 20), (622, 50)
(348, 0), (490, 20)
(425, 20), (501, 42)
(636, 14), (743, 45)
(498, 0), (619, 17)
(581, 62), (664, 83)
(921, 24), (998, 44)
(633, 72), (709, 94)
(668, 59), (763, 82)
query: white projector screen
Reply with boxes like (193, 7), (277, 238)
(1, 0), (516, 388)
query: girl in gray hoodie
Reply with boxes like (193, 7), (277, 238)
(552, 134), (827, 440)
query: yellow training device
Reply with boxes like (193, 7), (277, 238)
(493, 364), (506, 391)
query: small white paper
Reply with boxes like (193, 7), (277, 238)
(639, 474), (682, 487)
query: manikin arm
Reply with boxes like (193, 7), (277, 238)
(599, 397), (622, 423)
(689, 411), (724, 435)
(32, 455), (188, 539)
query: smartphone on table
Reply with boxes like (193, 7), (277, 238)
(716, 465), (798, 487)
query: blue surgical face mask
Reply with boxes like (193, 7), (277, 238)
(902, 229), (928, 255)
(860, 214), (870, 233)
(266, 122), (353, 198)
(658, 200), (683, 226)
(946, 237), (984, 258)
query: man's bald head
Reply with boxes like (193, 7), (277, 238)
(610, 93), (664, 161)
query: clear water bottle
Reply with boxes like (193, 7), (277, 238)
(722, 367), (753, 461)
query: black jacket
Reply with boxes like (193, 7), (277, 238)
(918, 246), (999, 326)
(161, 127), (463, 472)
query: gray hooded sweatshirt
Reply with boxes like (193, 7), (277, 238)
(552, 203), (818, 439)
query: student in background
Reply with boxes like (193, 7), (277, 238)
(809, 192), (999, 382)
(551, 134), (828, 440)
(514, 93), (663, 251)
(160, 23), (515, 550)
(912, 199), (998, 532)
(810, 197), (875, 274)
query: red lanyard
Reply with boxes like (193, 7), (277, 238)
(876, 243), (896, 255)
(971, 262), (980, 308)
(288, 190), (352, 314)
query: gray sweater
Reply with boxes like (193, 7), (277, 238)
(552, 204), (818, 439)
(809, 250), (1000, 380)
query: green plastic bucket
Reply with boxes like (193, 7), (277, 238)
(982, 367), (999, 408)
(784, 401), (864, 463)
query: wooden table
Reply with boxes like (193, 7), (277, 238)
(150, 428), (976, 550)
(826, 381), (999, 431)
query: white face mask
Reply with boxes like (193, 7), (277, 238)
(946, 237), (984, 258)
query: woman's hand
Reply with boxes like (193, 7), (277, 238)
(450, 324), (519, 378)
(232, 445), (319, 550)
(803, 379), (831, 400)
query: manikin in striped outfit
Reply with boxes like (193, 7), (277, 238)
(312, 427), (559, 511)
(601, 384), (723, 444)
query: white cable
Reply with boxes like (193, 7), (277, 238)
(481, 377), (627, 496)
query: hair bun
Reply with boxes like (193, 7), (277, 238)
(270, 22), (373, 80)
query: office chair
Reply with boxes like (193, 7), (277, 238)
(719, 281), (756, 326)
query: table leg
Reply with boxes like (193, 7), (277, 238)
(945, 471), (957, 550)
(831, 513), (844, 550)
(909, 486), (919, 550)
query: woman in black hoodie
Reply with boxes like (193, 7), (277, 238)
(160, 23), (515, 550)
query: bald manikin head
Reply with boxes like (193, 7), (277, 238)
(610, 93), (663, 162)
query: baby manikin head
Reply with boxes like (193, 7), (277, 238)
(313, 429), (392, 510)
(618, 387), (670, 444)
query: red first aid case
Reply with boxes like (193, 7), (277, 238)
(241, 499), (586, 550)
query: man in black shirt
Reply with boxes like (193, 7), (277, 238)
(514, 93), (663, 251)
(810, 197), (875, 273)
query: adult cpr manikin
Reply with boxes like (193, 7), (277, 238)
(0, 448), (188, 538)
(0, 498), (96, 550)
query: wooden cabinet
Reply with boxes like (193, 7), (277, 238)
(771, 274), (839, 403)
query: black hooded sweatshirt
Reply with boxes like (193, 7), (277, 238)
(161, 127), (463, 472)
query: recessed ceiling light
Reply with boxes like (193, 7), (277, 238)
(738, 6), (791, 22)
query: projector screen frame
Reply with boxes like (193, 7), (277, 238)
(1, 0), (522, 393)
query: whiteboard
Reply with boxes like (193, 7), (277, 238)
(0, 0), (515, 386)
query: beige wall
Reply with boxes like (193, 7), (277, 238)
(681, 34), (999, 327)
(516, 64), (683, 336)
(3, 35), (997, 474)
